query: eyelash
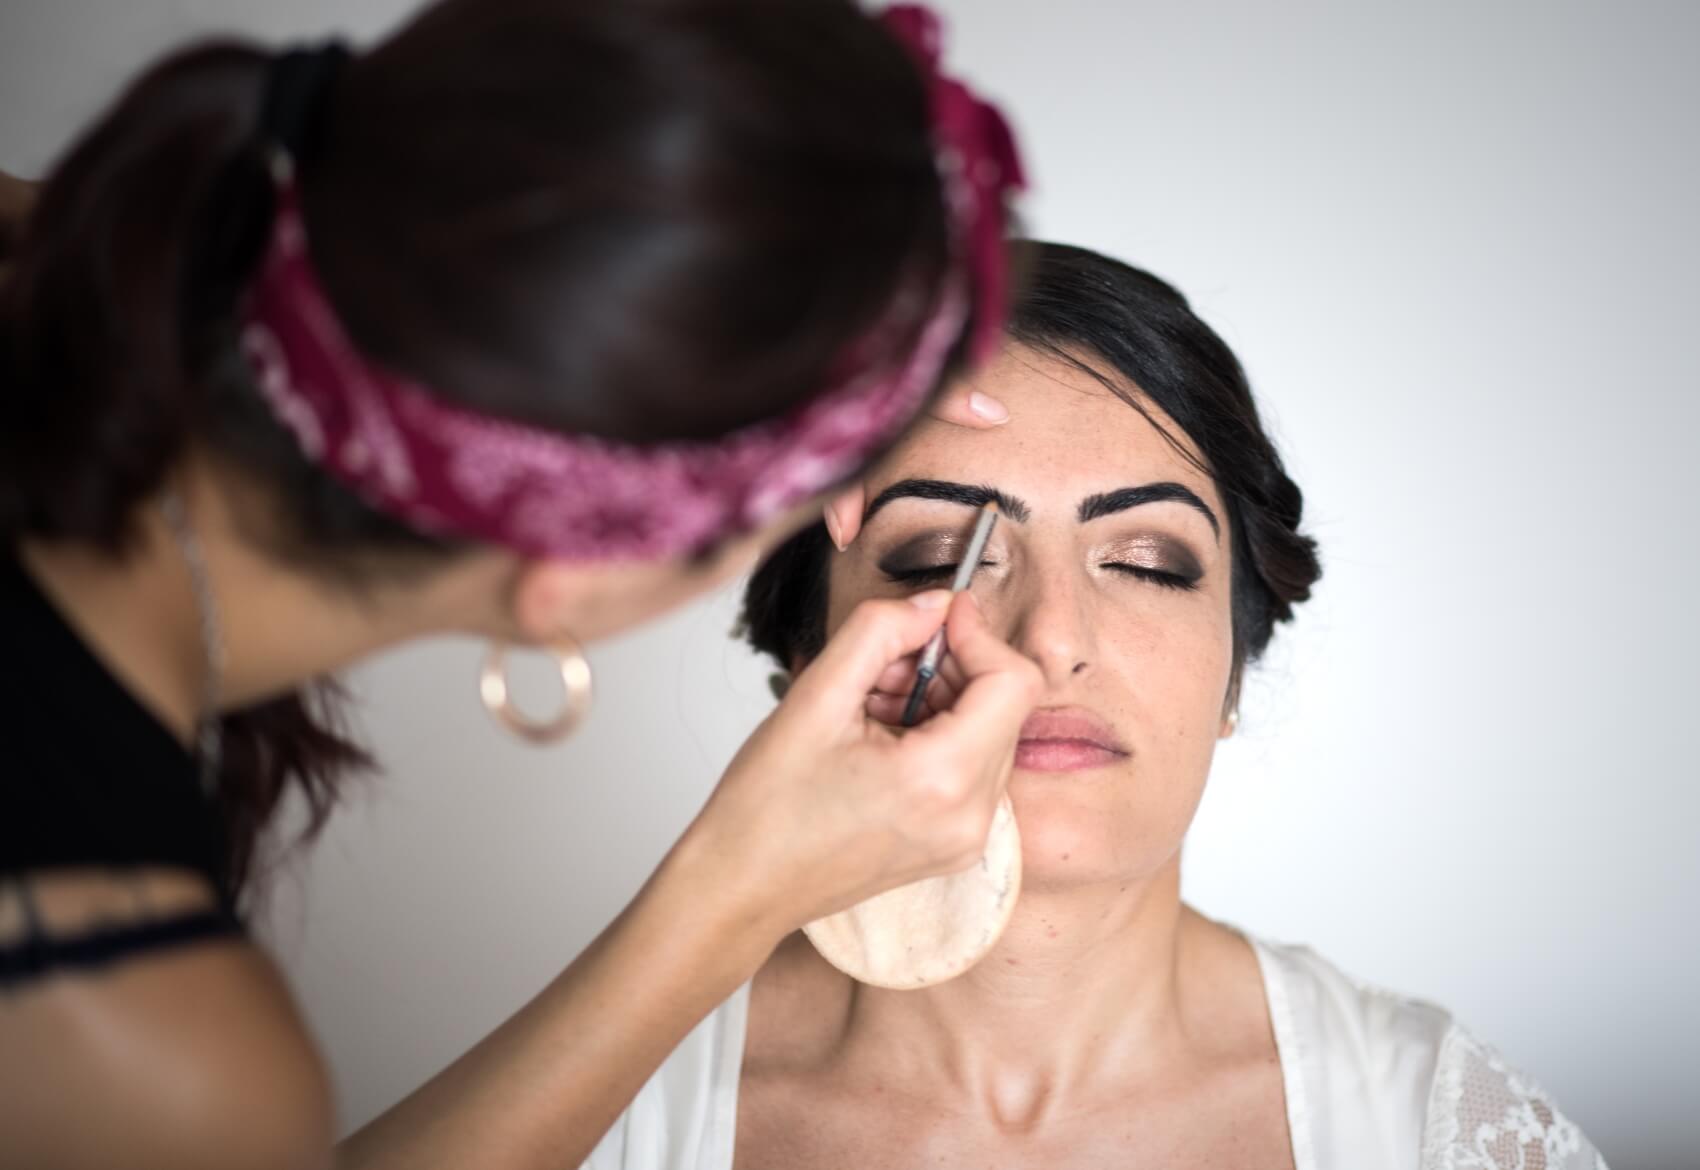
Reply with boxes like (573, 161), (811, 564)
(883, 561), (991, 586)
(1102, 563), (1198, 591)
(883, 562), (1198, 591)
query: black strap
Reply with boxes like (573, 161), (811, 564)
(257, 40), (351, 161)
(0, 887), (241, 988)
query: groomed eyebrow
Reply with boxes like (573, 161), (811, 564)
(863, 477), (1219, 540)
(1078, 483), (1220, 540)
(863, 479), (1031, 523)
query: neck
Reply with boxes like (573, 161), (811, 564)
(18, 454), (487, 743)
(838, 856), (1205, 1127)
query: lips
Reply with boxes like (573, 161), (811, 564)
(1015, 708), (1128, 773)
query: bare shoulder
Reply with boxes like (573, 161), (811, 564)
(743, 930), (853, 1076)
(0, 868), (333, 1170)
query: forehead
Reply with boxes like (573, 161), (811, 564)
(868, 344), (1220, 514)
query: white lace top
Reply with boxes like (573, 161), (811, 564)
(583, 936), (1607, 1170)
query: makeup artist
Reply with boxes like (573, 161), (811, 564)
(0, 4), (1042, 1168)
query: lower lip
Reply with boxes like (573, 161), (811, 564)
(1015, 738), (1126, 772)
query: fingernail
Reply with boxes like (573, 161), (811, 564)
(823, 509), (846, 552)
(969, 391), (1009, 424)
(910, 590), (951, 609)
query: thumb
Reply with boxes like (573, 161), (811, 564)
(909, 591), (1042, 743)
(784, 593), (954, 719)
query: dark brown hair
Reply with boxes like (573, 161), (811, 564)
(0, 0), (962, 897)
(741, 241), (1321, 702)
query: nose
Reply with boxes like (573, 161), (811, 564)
(999, 563), (1095, 692)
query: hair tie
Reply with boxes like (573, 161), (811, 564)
(879, 5), (1027, 365)
(256, 41), (350, 163)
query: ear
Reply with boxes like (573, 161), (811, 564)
(1218, 668), (1243, 739)
(508, 558), (687, 644)
(508, 559), (590, 644)
(507, 543), (762, 645)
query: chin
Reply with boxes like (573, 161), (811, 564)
(1007, 772), (1196, 892)
(1008, 785), (1126, 888)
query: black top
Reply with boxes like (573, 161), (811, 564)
(1, 553), (240, 983)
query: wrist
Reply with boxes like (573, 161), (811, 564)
(646, 816), (792, 978)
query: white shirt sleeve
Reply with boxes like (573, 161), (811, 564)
(1419, 1022), (1609, 1170)
(1253, 936), (1609, 1170)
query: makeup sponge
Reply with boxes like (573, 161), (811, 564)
(803, 794), (1021, 989)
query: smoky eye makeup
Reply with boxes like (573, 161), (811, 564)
(1095, 533), (1205, 590)
(877, 531), (975, 584)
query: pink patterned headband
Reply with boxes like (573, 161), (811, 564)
(239, 4), (1024, 561)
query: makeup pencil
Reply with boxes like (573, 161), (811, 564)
(900, 500), (999, 727)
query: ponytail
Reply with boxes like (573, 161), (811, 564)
(1, 43), (360, 901)
(0, 43), (271, 548)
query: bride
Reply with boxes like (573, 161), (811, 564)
(585, 241), (1608, 1170)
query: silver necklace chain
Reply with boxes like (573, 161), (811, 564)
(159, 490), (225, 796)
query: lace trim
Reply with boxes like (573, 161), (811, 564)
(1421, 1025), (1608, 1170)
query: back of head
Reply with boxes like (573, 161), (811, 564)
(1, 0), (951, 553)
(0, 0), (958, 896)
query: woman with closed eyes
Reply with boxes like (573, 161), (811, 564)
(582, 242), (1609, 1170)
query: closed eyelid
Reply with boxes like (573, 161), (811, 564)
(1096, 533), (1205, 579)
(877, 531), (968, 567)
(875, 530), (1009, 572)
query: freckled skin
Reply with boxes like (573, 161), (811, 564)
(736, 348), (1292, 1169)
(830, 346), (1236, 894)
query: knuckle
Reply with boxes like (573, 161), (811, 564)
(999, 659), (1040, 704)
(915, 768), (968, 812)
(900, 750), (971, 810)
(942, 809), (993, 862)
(1012, 658), (1045, 697)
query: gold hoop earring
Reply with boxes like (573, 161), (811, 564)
(479, 635), (593, 744)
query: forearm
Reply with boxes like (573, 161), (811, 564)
(336, 826), (783, 1170)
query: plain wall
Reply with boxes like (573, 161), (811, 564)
(3, 1), (1696, 1166)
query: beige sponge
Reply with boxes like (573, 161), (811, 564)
(803, 794), (1021, 989)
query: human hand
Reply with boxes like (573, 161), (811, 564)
(685, 589), (1040, 943)
(821, 381), (1008, 551)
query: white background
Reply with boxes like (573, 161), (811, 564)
(3, 1), (1696, 1166)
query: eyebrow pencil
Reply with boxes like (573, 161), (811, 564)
(900, 500), (1000, 727)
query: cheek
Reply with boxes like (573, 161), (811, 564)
(1095, 587), (1235, 720)
(1016, 591), (1234, 887)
